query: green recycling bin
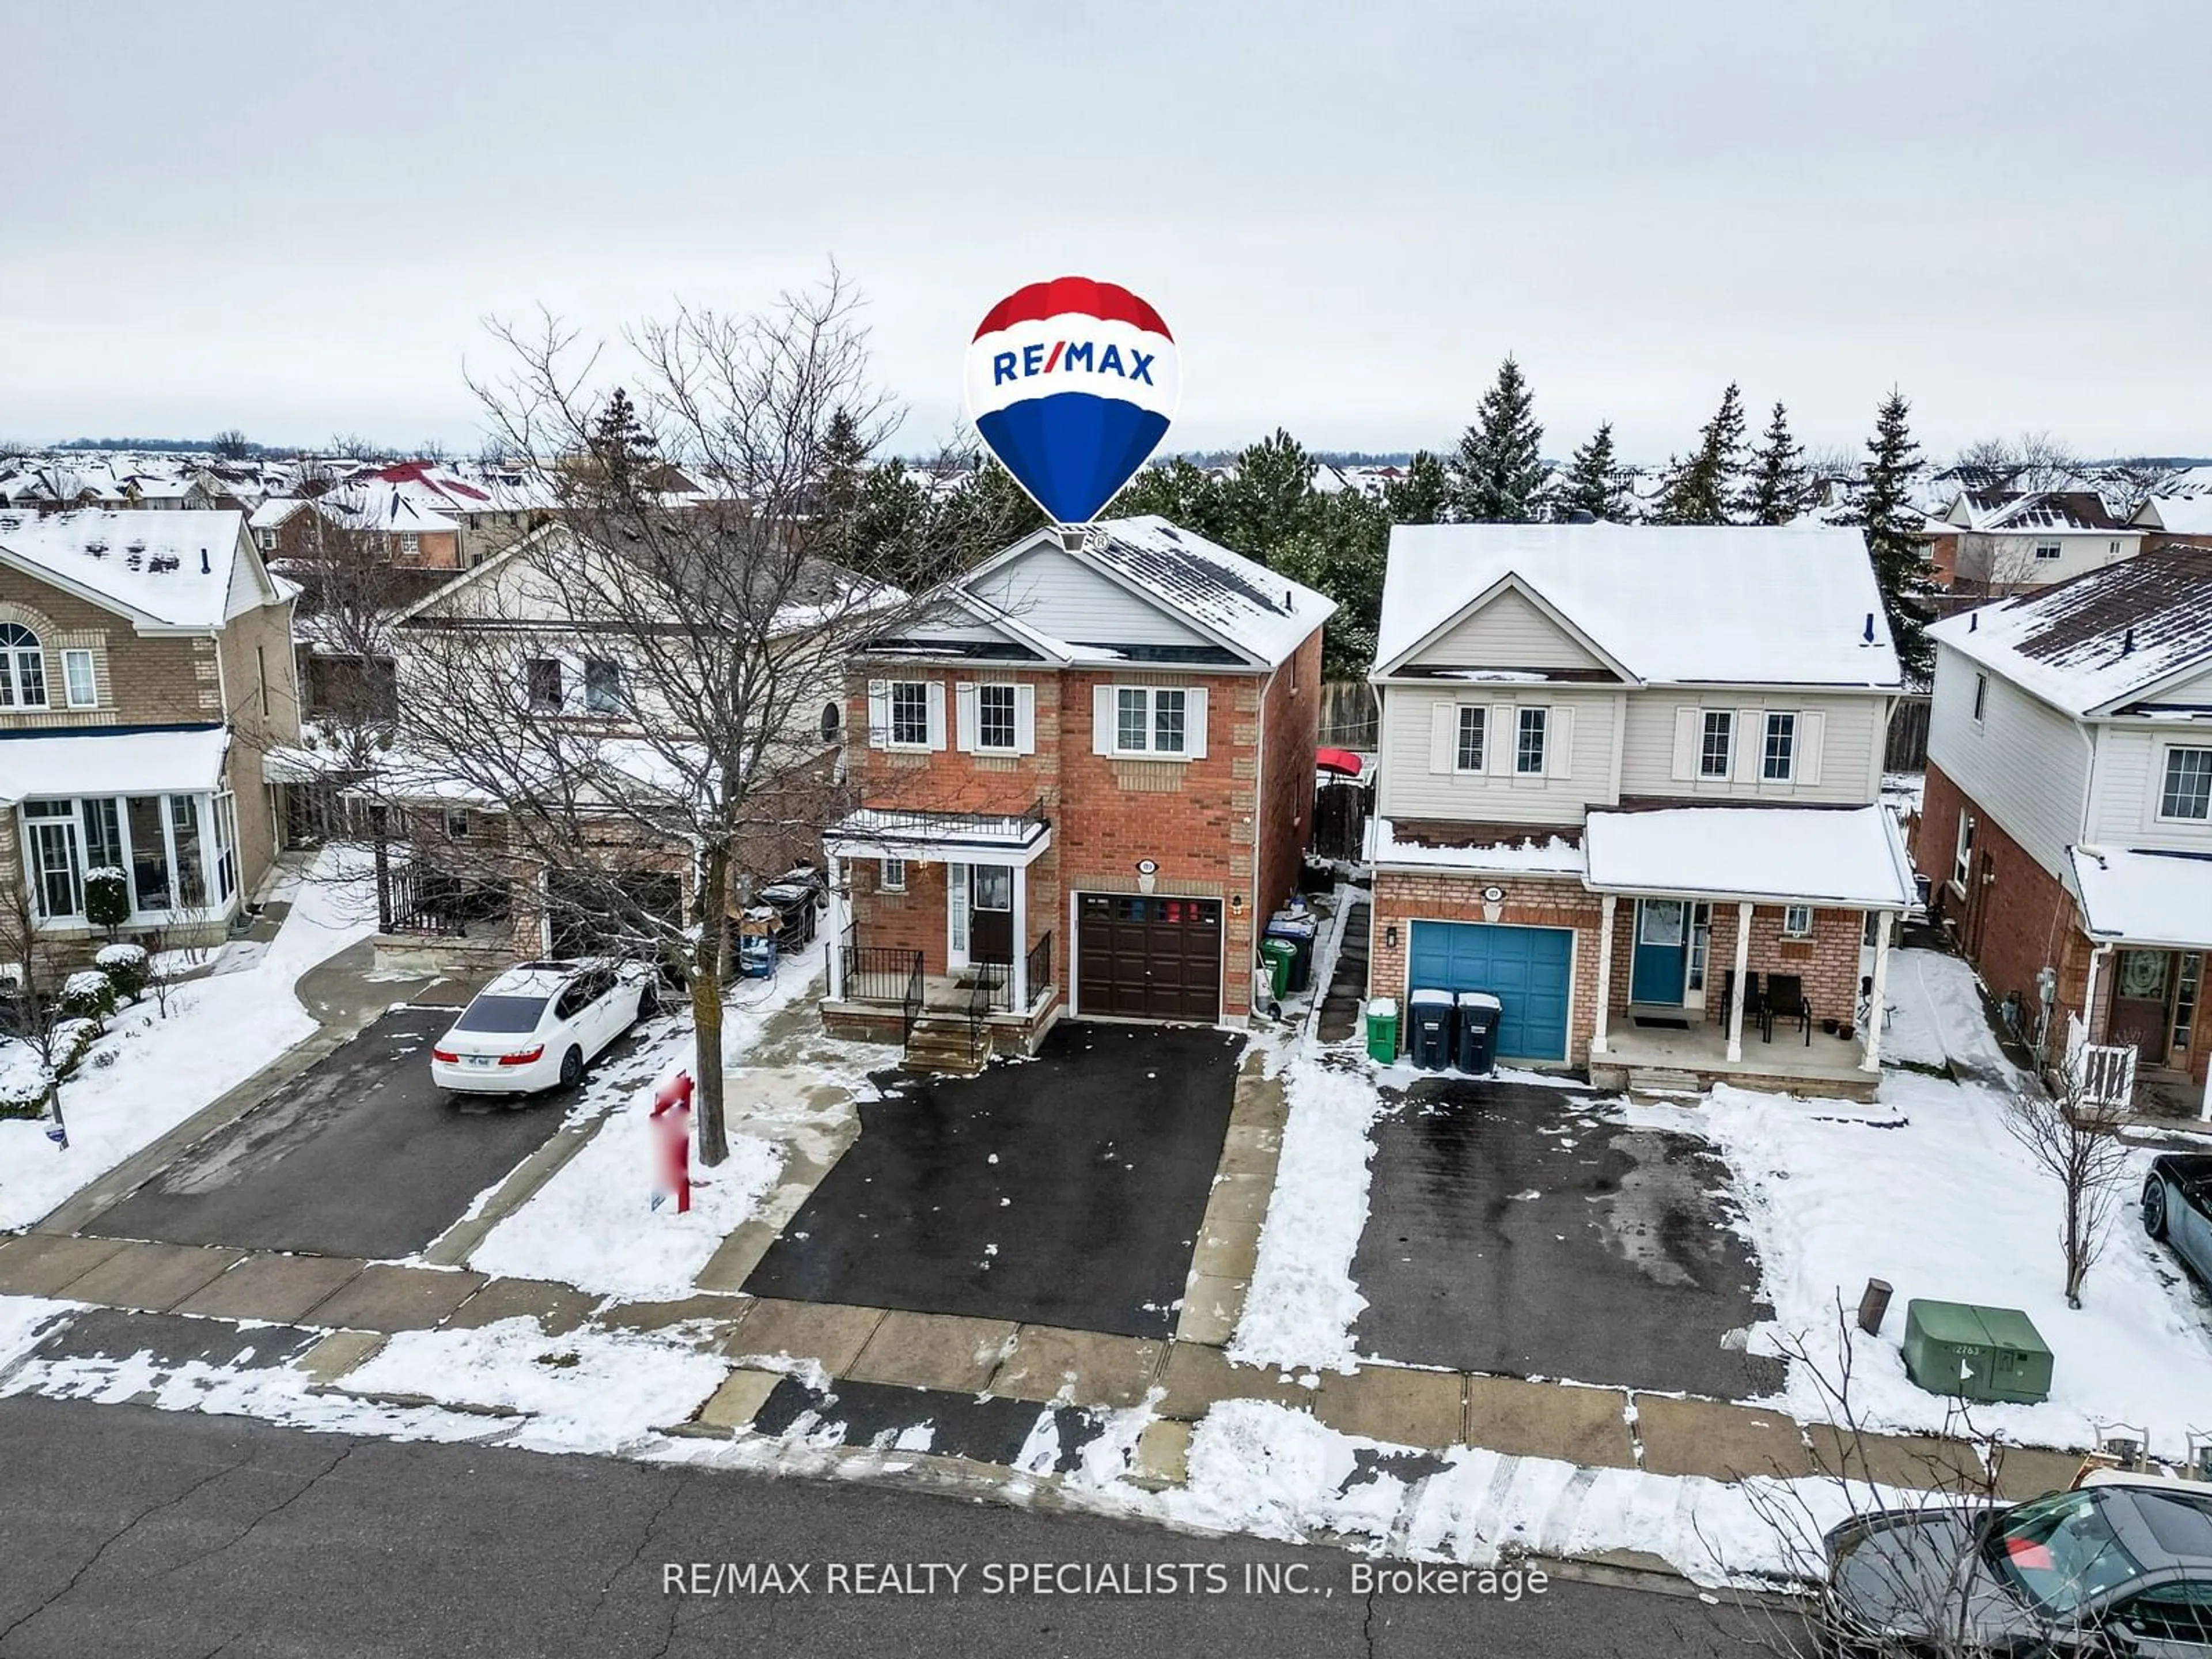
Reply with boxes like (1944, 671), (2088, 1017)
(1259, 938), (1296, 1000)
(1365, 997), (1400, 1063)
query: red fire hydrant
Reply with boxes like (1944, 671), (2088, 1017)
(649, 1070), (694, 1214)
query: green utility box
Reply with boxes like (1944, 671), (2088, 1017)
(1259, 939), (1296, 999)
(1365, 998), (1400, 1063)
(1902, 1300), (2054, 1404)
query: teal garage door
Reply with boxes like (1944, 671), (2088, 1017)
(1407, 922), (1573, 1063)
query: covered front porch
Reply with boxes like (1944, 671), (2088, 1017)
(820, 803), (1060, 1066)
(2066, 846), (2212, 1120)
(1583, 805), (1916, 1100)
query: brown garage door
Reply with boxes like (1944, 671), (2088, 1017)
(1076, 893), (1222, 1021)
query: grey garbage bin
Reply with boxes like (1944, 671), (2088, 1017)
(1408, 988), (1455, 1070)
(1456, 991), (1500, 1074)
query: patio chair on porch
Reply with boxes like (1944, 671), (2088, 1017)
(1766, 973), (1813, 1046)
(1721, 971), (1768, 1041)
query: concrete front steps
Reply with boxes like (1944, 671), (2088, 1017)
(900, 1015), (991, 1076)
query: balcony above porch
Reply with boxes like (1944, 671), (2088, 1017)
(824, 801), (1051, 866)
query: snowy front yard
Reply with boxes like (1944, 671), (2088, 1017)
(0, 847), (381, 1230)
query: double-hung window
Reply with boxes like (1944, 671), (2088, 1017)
(976, 684), (1017, 752)
(880, 857), (907, 892)
(1699, 710), (1733, 778)
(1762, 711), (1797, 781)
(62, 649), (97, 709)
(2161, 747), (2212, 821)
(1514, 707), (1548, 775)
(1953, 811), (1975, 889)
(1113, 687), (1188, 756)
(584, 658), (624, 715)
(1455, 706), (1486, 772)
(525, 658), (562, 711)
(1782, 904), (1814, 939)
(889, 681), (931, 747)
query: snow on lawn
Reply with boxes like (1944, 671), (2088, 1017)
(463, 940), (827, 1300)
(0, 846), (381, 1230)
(340, 1319), (727, 1453)
(1622, 1072), (2212, 1449)
(1230, 1053), (1388, 1372)
(1880, 947), (2024, 1082)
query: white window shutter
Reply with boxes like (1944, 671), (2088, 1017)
(1429, 703), (1456, 774)
(1184, 687), (1209, 759)
(1671, 707), (1699, 782)
(1734, 708), (1764, 783)
(1092, 685), (1117, 756)
(866, 679), (889, 749)
(1800, 710), (1825, 785)
(955, 681), (978, 753)
(1488, 703), (1514, 776)
(926, 681), (947, 751)
(1547, 705), (1574, 778)
(1014, 684), (1036, 754)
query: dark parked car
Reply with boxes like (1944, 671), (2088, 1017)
(1823, 1475), (2212, 1655)
(2145, 1154), (2212, 1287)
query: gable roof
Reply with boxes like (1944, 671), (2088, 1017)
(1944, 489), (2130, 534)
(0, 509), (275, 630)
(1374, 523), (1901, 688)
(1928, 548), (2212, 717)
(2133, 496), (2212, 536)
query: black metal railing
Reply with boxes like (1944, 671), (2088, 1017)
(380, 860), (509, 937)
(1024, 931), (1053, 1009)
(839, 926), (925, 1041)
(966, 960), (1007, 1062)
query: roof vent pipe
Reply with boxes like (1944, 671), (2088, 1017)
(2122, 626), (2135, 656)
(200, 548), (211, 574)
(1969, 612), (1978, 631)
(1862, 611), (1876, 644)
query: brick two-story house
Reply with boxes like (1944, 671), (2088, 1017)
(0, 509), (301, 962)
(819, 517), (1332, 1065)
(1914, 550), (2212, 1116)
(1366, 524), (1916, 1098)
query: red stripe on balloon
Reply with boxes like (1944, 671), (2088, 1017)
(971, 277), (1172, 342)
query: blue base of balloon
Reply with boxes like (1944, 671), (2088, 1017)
(978, 393), (1171, 526)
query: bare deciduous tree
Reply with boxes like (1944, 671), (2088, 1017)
(1953, 431), (2087, 494)
(2005, 1074), (2134, 1310)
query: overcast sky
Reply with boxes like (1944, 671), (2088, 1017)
(6, 1), (2207, 462)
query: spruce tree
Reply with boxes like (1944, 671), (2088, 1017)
(1654, 382), (1747, 525)
(1552, 422), (1636, 522)
(1114, 458), (1231, 541)
(1382, 449), (1450, 524)
(586, 387), (657, 496)
(1849, 389), (1936, 683)
(1448, 357), (1547, 522)
(1221, 428), (1317, 553)
(1742, 402), (1810, 525)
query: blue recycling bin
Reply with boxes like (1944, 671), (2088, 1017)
(1264, 913), (1319, 994)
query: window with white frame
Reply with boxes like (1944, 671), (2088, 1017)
(1782, 904), (1814, 938)
(62, 649), (96, 709)
(2033, 541), (2062, 562)
(889, 681), (930, 747)
(1514, 707), (1548, 775)
(1762, 711), (1797, 781)
(1699, 709), (1733, 778)
(1953, 810), (1975, 889)
(976, 684), (1017, 752)
(0, 623), (47, 707)
(880, 857), (907, 892)
(2161, 747), (2212, 821)
(17, 793), (224, 921)
(1112, 686), (1188, 756)
(1455, 705), (1486, 772)
(398, 533), (421, 559)
(1972, 672), (1988, 724)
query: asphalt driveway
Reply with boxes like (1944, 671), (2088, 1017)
(86, 1007), (651, 1261)
(743, 1022), (1244, 1338)
(1350, 1079), (1782, 1399)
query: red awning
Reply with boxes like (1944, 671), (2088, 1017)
(1316, 747), (1363, 777)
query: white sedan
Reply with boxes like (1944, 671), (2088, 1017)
(430, 959), (657, 1097)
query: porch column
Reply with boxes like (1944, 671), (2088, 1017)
(1861, 908), (1894, 1073)
(824, 853), (846, 1002)
(1012, 861), (1029, 1010)
(2081, 944), (2110, 1046)
(1726, 900), (1753, 1062)
(1590, 894), (1616, 1056)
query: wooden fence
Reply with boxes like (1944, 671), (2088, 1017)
(1318, 681), (1378, 751)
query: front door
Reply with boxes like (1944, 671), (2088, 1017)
(1630, 898), (1689, 1005)
(2112, 949), (2173, 1066)
(969, 863), (1014, 964)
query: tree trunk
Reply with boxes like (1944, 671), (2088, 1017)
(689, 843), (731, 1166)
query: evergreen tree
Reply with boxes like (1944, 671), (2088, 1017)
(1221, 428), (1317, 553)
(1742, 401), (1811, 525)
(1849, 389), (1936, 682)
(1382, 450), (1450, 524)
(586, 387), (657, 494)
(1654, 382), (1746, 525)
(930, 457), (1047, 564)
(1113, 457), (1231, 541)
(1270, 488), (1388, 679)
(1551, 422), (1637, 522)
(1447, 357), (1547, 522)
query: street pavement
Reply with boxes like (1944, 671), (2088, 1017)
(0, 1396), (1783, 1658)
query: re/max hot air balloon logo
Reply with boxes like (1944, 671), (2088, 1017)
(964, 276), (1180, 527)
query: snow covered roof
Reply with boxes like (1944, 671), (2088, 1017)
(1582, 804), (1916, 908)
(313, 481), (462, 536)
(1944, 490), (2131, 535)
(1929, 550), (2212, 717)
(2133, 496), (2212, 536)
(2069, 846), (2212, 949)
(0, 510), (262, 629)
(1374, 523), (1901, 688)
(1075, 517), (1334, 668)
(1366, 816), (1586, 876)
(0, 726), (230, 804)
